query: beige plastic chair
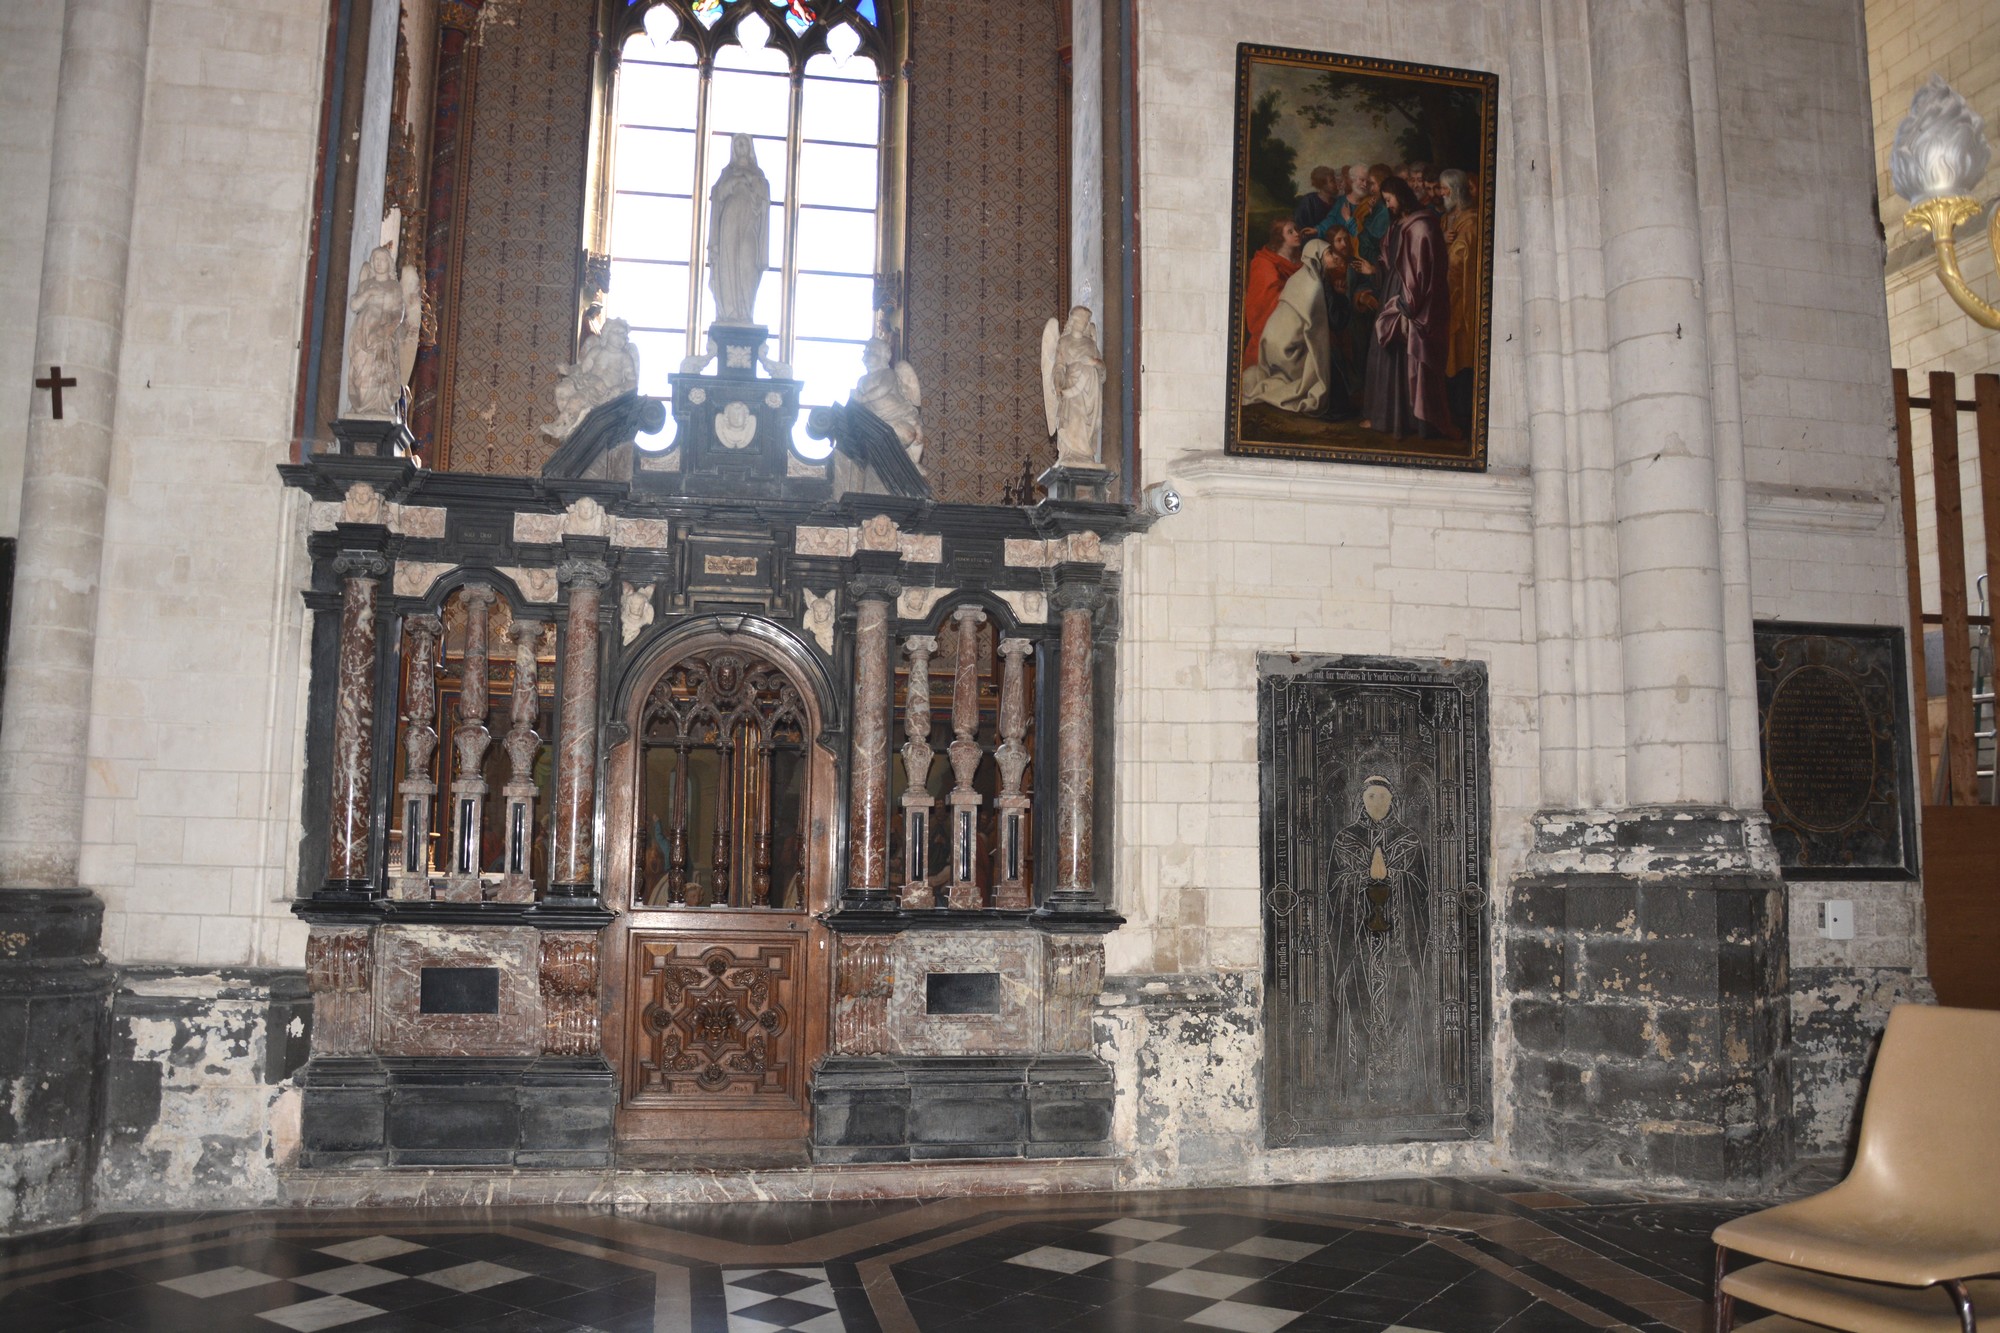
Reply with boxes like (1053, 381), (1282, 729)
(1712, 1004), (2000, 1333)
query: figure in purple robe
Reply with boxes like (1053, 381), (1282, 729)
(1359, 176), (1460, 441)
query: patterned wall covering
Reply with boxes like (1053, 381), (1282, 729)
(904, 0), (1064, 505)
(442, 0), (592, 475)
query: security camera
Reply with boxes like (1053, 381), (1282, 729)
(1138, 481), (1182, 518)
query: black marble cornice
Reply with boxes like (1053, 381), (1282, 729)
(278, 455), (421, 502)
(290, 897), (614, 931)
(819, 907), (1121, 935)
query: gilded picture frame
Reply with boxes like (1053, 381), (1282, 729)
(1224, 44), (1498, 471)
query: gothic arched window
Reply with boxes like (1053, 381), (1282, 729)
(598, 0), (900, 442)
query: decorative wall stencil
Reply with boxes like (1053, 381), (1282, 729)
(904, 0), (1064, 504)
(1257, 653), (1489, 1148)
(1753, 622), (1917, 879)
(441, 0), (592, 475)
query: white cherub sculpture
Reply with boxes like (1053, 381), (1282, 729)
(1041, 305), (1104, 467)
(541, 318), (640, 439)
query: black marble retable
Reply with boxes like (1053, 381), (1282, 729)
(1, 1170), (1827, 1332)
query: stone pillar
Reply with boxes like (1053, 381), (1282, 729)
(0, 0), (152, 890)
(0, 1), (150, 1230)
(442, 585), (496, 899)
(549, 559), (609, 898)
(944, 607), (987, 909)
(499, 619), (546, 904)
(1589, 0), (1729, 805)
(993, 638), (1034, 910)
(326, 551), (390, 892)
(898, 634), (939, 909)
(844, 575), (900, 910)
(1047, 576), (1104, 912)
(1069, 0), (1104, 325)
(391, 614), (443, 897)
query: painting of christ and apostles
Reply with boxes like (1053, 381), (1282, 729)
(1225, 46), (1497, 471)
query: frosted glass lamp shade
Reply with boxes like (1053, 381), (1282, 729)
(1891, 75), (1991, 204)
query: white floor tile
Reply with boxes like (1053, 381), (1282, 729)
(1093, 1218), (1184, 1240)
(1008, 1246), (1108, 1273)
(417, 1259), (527, 1292)
(292, 1264), (403, 1294)
(1149, 1268), (1259, 1300)
(160, 1266), (280, 1297)
(1118, 1239), (1219, 1268)
(255, 1294), (383, 1331)
(1186, 1299), (1306, 1333)
(315, 1237), (425, 1262)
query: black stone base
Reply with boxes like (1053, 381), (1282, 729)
(811, 1055), (1114, 1164)
(0, 888), (115, 1229)
(297, 1057), (616, 1168)
(1507, 869), (1792, 1189)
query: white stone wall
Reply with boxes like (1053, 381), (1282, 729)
(65, 0), (325, 968)
(0, 7), (65, 540)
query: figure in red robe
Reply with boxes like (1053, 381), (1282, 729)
(1242, 218), (1303, 369)
(1359, 176), (1460, 441)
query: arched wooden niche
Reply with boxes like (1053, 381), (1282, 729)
(615, 623), (837, 914)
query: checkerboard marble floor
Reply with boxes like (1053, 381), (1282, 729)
(0, 1173), (1804, 1332)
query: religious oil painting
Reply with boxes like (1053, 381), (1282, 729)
(1226, 45), (1497, 471)
(1258, 654), (1491, 1148)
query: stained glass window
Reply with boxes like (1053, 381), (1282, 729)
(604, 0), (891, 457)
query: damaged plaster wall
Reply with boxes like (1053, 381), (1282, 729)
(94, 969), (311, 1211)
(1095, 975), (1500, 1189)
(1785, 880), (1932, 1155)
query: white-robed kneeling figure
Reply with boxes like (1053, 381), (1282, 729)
(1241, 237), (1353, 419)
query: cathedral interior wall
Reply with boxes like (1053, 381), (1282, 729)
(0, 6), (65, 541)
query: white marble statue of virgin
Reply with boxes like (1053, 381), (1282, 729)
(708, 133), (771, 327)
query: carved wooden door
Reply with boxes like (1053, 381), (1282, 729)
(602, 632), (835, 1151)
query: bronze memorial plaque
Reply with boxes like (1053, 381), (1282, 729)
(1754, 622), (1916, 879)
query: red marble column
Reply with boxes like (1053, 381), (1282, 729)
(1051, 580), (1103, 907)
(326, 551), (388, 890)
(845, 575), (899, 909)
(550, 558), (609, 896)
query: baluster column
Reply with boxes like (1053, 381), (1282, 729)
(844, 574), (901, 910)
(326, 551), (390, 892)
(442, 585), (496, 900)
(994, 637), (1034, 909)
(550, 559), (610, 898)
(945, 607), (987, 909)
(499, 618), (545, 903)
(392, 614), (443, 897)
(1047, 577), (1105, 912)
(899, 634), (939, 908)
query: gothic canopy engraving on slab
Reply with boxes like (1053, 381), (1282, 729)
(1257, 653), (1490, 1149)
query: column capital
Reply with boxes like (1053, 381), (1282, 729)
(506, 617), (547, 645)
(848, 573), (902, 605)
(333, 550), (390, 580)
(1051, 578), (1106, 614)
(557, 557), (611, 589)
(458, 581), (498, 609)
(902, 633), (939, 657)
(997, 637), (1035, 661)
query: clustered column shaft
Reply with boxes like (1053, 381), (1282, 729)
(500, 618), (545, 903)
(393, 614), (443, 894)
(899, 634), (939, 908)
(993, 637), (1034, 909)
(945, 607), (988, 908)
(445, 584), (496, 896)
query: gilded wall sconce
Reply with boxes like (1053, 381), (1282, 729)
(1892, 75), (2000, 330)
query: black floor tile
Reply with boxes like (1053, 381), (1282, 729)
(1494, 1300), (1606, 1332)
(1217, 1276), (1334, 1312)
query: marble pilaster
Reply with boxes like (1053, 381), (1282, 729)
(305, 927), (375, 1057)
(550, 560), (609, 897)
(539, 932), (600, 1057)
(1048, 579), (1103, 909)
(845, 575), (900, 909)
(899, 634), (940, 909)
(1042, 935), (1106, 1054)
(833, 934), (895, 1055)
(327, 552), (390, 890)
(391, 614), (443, 897)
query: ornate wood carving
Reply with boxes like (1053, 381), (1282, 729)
(833, 934), (895, 1055)
(630, 938), (799, 1099)
(640, 649), (808, 908)
(539, 931), (601, 1057)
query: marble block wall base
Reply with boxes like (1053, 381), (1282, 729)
(0, 889), (115, 1230)
(297, 1056), (615, 1168)
(1507, 864), (1792, 1190)
(811, 1054), (1114, 1164)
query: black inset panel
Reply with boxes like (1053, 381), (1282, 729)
(420, 967), (501, 1015)
(925, 972), (1002, 1015)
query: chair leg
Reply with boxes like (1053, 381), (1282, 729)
(1944, 1278), (1974, 1333)
(1713, 1244), (1736, 1333)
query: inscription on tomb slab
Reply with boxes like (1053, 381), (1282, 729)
(1257, 654), (1490, 1149)
(1754, 622), (1916, 879)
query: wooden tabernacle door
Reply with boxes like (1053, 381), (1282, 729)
(601, 626), (838, 1152)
